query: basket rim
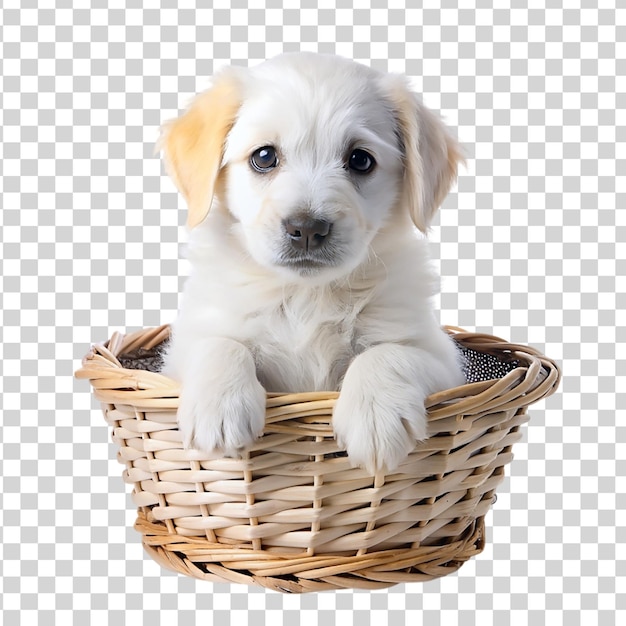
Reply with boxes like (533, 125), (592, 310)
(75, 324), (561, 418)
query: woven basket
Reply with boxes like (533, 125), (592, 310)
(76, 325), (560, 593)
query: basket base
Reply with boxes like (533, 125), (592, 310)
(135, 513), (485, 593)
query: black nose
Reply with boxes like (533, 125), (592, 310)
(283, 216), (332, 251)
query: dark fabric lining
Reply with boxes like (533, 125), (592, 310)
(457, 345), (519, 383)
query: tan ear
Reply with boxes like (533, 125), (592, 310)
(159, 70), (242, 229)
(383, 76), (464, 233)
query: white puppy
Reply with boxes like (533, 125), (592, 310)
(160, 52), (465, 474)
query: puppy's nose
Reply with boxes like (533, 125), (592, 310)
(283, 216), (332, 251)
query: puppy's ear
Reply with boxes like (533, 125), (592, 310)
(159, 69), (242, 229)
(383, 76), (463, 233)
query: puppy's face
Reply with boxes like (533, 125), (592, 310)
(161, 53), (462, 282)
(222, 56), (403, 280)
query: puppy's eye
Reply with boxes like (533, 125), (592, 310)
(250, 146), (278, 172)
(348, 149), (376, 174)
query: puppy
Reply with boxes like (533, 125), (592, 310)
(160, 52), (465, 474)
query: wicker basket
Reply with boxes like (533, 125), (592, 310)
(76, 325), (560, 593)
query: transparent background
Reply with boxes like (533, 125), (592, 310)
(1, 1), (624, 625)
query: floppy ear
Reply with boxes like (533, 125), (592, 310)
(159, 69), (242, 229)
(383, 77), (463, 233)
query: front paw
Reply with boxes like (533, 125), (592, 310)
(177, 373), (266, 457)
(333, 387), (427, 474)
(333, 345), (431, 474)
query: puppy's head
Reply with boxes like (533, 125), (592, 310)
(161, 53), (462, 281)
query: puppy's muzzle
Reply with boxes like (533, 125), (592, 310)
(283, 216), (332, 252)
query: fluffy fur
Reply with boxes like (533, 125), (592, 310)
(161, 52), (466, 473)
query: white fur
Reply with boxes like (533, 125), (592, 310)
(161, 53), (466, 474)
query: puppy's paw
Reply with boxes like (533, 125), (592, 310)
(333, 383), (427, 474)
(177, 373), (267, 457)
(173, 339), (267, 457)
(333, 345), (432, 474)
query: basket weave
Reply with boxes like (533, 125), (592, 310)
(76, 325), (560, 593)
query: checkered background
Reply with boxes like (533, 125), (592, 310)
(1, 1), (624, 624)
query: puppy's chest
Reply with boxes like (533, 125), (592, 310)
(248, 297), (359, 393)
